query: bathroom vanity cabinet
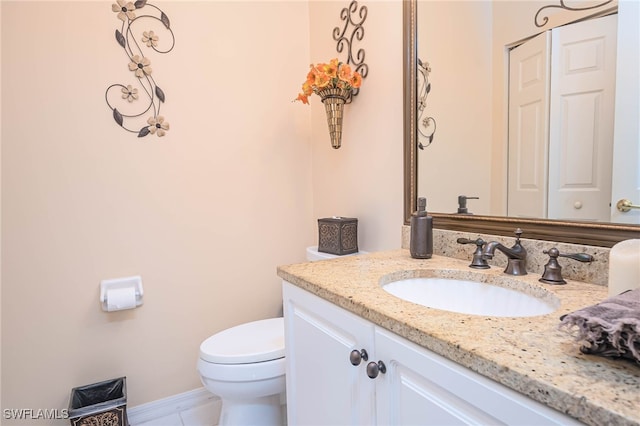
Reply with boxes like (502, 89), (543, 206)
(283, 282), (580, 425)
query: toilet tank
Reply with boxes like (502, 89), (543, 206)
(306, 246), (366, 261)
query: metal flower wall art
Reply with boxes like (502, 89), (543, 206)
(105, 0), (175, 138)
(332, 0), (368, 99)
(417, 59), (436, 150)
(534, 0), (614, 27)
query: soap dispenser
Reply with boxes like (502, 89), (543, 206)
(456, 195), (479, 214)
(410, 197), (433, 259)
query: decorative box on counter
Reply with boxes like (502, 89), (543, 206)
(318, 216), (358, 255)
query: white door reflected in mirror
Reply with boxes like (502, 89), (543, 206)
(507, 14), (617, 222)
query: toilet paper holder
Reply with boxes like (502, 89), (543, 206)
(100, 275), (144, 311)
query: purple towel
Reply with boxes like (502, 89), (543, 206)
(559, 288), (640, 363)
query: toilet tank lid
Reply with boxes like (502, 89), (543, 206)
(306, 246), (367, 261)
(199, 317), (284, 364)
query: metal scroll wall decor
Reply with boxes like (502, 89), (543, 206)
(333, 0), (368, 101)
(535, 0), (615, 27)
(105, 0), (175, 138)
(417, 58), (436, 150)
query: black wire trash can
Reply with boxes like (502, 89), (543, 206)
(68, 377), (128, 426)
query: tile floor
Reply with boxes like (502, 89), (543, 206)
(132, 399), (220, 426)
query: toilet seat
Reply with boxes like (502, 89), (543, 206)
(198, 356), (286, 382)
(199, 317), (284, 364)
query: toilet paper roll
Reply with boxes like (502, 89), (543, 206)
(608, 239), (640, 296)
(106, 287), (137, 312)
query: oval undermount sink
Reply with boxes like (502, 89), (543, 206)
(382, 277), (558, 317)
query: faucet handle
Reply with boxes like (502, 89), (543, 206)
(557, 250), (594, 263)
(456, 237), (490, 269)
(539, 248), (594, 285)
(514, 228), (523, 241)
(456, 237), (482, 245)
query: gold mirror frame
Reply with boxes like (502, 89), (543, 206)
(403, 0), (638, 248)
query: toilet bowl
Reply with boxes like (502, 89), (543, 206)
(198, 248), (366, 425)
(197, 318), (285, 425)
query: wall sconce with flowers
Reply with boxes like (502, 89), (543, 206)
(294, 59), (363, 149)
(293, 1), (367, 150)
(105, 0), (175, 138)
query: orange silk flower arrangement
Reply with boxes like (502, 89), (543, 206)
(295, 58), (363, 104)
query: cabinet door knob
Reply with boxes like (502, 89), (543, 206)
(349, 349), (369, 366)
(366, 360), (387, 378)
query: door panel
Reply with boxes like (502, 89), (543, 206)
(283, 282), (376, 425)
(547, 14), (617, 221)
(375, 328), (582, 425)
(508, 32), (550, 218)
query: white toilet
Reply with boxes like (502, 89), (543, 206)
(198, 317), (286, 425)
(197, 247), (365, 425)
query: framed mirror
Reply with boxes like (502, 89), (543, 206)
(403, 0), (639, 247)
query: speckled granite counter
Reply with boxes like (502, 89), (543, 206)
(277, 250), (640, 426)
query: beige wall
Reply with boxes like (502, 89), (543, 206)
(1, 0), (404, 422)
(417, 0), (494, 215)
(309, 1), (404, 251)
(1, 0), (313, 420)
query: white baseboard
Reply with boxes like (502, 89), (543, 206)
(127, 387), (219, 425)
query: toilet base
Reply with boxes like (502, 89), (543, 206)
(218, 395), (284, 426)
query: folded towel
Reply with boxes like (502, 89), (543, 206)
(559, 288), (640, 363)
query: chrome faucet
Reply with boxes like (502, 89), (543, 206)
(481, 228), (528, 275)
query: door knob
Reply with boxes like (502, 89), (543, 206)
(349, 349), (368, 366)
(366, 360), (386, 378)
(616, 199), (640, 213)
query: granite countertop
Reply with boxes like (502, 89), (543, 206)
(277, 250), (640, 426)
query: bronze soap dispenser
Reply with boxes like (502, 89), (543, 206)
(410, 197), (433, 259)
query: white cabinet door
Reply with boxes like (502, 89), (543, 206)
(283, 282), (376, 426)
(375, 328), (581, 426)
